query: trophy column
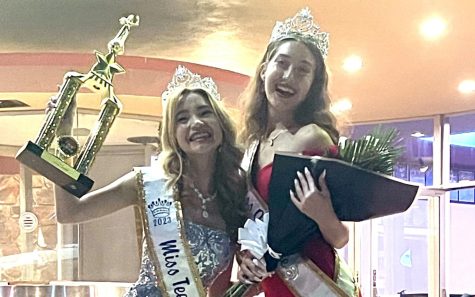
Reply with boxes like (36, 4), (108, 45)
(36, 74), (82, 149)
(15, 14), (139, 197)
(75, 97), (121, 174)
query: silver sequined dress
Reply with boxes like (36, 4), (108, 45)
(124, 221), (234, 297)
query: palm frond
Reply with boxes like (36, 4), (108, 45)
(223, 283), (252, 297)
(339, 126), (404, 175)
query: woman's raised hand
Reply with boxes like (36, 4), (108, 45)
(45, 94), (59, 114)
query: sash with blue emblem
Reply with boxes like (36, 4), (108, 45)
(136, 167), (206, 297)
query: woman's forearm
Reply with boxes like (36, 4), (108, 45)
(54, 171), (137, 224)
(54, 185), (84, 224)
(317, 214), (349, 249)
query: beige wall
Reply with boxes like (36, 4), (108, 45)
(75, 145), (151, 282)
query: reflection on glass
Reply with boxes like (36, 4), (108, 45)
(410, 165), (426, 185)
(458, 171), (475, 203)
(352, 118), (433, 296)
(449, 113), (475, 205)
(447, 113), (475, 294)
(450, 170), (459, 202)
(373, 199), (430, 295)
(394, 163), (409, 180)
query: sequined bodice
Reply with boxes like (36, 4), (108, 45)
(124, 221), (234, 297)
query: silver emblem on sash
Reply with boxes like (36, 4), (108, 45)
(279, 255), (300, 281)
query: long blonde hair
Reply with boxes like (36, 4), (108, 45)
(239, 37), (339, 145)
(160, 88), (247, 240)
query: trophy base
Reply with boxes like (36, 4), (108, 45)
(16, 141), (94, 197)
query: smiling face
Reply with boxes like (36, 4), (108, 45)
(174, 91), (223, 157)
(261, 40), (317, 117)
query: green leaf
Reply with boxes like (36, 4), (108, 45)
(223, 283), (252, 297)
(339, 126), (404, 175)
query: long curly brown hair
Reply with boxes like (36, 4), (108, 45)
(160, 88), (247, 240)
(239, 36), (339, 145)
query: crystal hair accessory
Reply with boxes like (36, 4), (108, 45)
(161, 65), (221, 103)
(270, 7), (329, 59)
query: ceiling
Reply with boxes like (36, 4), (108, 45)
(1, 0), (475, 150)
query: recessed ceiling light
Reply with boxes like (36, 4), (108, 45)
(420, 16), (447, 40)
(411, 131), (425, 138)
(458, 80), (475, 94)
(342, 55), (363, 73)
(330, 98), (352, 114)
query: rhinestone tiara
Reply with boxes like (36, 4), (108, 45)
(161, 65), (221, 104)
(269, 7), (329, 59)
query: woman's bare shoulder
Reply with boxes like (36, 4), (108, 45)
(293, 124), (334, 151)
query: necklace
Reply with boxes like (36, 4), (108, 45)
(267, 129), (287, 146)
(190, 182), (216, 218)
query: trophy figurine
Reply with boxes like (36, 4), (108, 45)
(16, 14), (140, 197)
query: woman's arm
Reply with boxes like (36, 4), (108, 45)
(290, 124), (349, 249)
(55, 170), (138, 224)
(293, 123), (335, 153)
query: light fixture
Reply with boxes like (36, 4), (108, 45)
(342, 55), (363, 73)
(420, 16), (447, 40)
(330, 98), (352, 114)
(458, 80), (475, 94)
(411, 131), (425, 138)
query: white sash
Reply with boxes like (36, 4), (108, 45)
(241, 141), (359, 297)
(136, 167), (206, 297)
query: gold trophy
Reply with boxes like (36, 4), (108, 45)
(16, 14), (140, 197)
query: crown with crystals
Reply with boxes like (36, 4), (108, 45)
(161, 65), (221, 104)
(147, 198), (172, 218)
(270, 7), (329, 59)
